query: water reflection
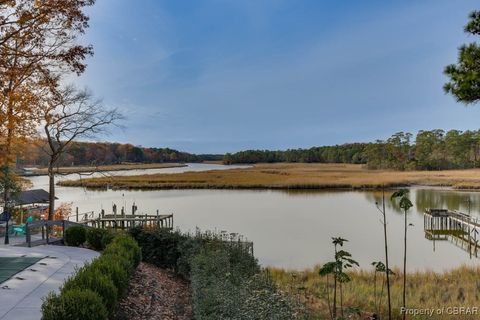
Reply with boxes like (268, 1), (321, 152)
(415, 189), (480, 217)
(363, 188), (480, 217)
(423, 209), (480, 260)
(363, 188), (480, 261)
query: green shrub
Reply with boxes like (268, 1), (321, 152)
(101, 229), (116, 248)
(102, 243), (135, 271)
(42, 233), (141, 320)
(110, 235), (142, 267)
(90, 255), (129, 296)
(130, 227), (299, 319)
(42, 288), (108, 320)
(103, 250), (134, 273)
(176, 236), (204, 278)
(62, 266), (118, 313)
(192, 233), (294, 318)
(129, 227), (184, 270)
(86, 228), (113, 251)
(190, 248), (297, 320)
(239, 274), (301, 319)
(65, 226), (86, 247)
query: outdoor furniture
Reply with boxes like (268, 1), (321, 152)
(13, 216), (33, 236)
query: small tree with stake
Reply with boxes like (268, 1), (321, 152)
(391, 189), (413, 320)
(375, 186), (393, 320)
(371, 261), (395, 317)
(319, 237), (359, 320)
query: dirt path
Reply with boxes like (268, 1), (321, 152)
(115, 262), (193, 320)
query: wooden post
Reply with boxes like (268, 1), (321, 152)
(76, 207), (79, 222)
(46, 221), (50, 244)
(101, 209), (105, 229)
(121, 207), (125, 229)
(475, 230), (478, 257)
(26, 221), (31, 247)
(62, 220), (66, 244)
(156, 210), (159, 227)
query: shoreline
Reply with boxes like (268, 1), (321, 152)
(21, 162), (188, 176)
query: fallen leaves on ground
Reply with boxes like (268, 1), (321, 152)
(115, 262), (193, 320)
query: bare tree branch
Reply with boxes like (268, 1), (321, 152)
(41, 85), (123, 220)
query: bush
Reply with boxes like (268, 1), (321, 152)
(130, 227), (299, 319)
(62, 266), (118, 313)
(42, 233), (141, 319)
(90, 255), (129, 296)
(65, 226), (86, 247)
(190, 247), (297, 320)
(176, 236), (204, 279)
(42, 288), (108, 320)
(86, 228), (114, 251)
(110, 234), (142, 267)
(130, 227), (184, 270)
(102, 229), (116, 248)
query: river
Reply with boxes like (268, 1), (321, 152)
(27, 163), (480, 272)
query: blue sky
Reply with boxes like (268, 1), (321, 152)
(79, 0), (480, 154)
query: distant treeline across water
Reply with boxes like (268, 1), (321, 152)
(18, 140), (222, 167)
(224, 129), (480, 170)
(19, 129), (480, 171)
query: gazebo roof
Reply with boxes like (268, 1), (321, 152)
(5, 189), (54, 206)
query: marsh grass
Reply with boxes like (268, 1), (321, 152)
(59, 163), (480, 190)
(270, 265), (480, 319)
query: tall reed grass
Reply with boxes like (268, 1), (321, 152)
(270, 265), (480, 320)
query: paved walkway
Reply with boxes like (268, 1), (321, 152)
(0, 245), (99, 320)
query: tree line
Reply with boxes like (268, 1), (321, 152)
(16, 140), (220, 168)
(223, 129), (480, 170)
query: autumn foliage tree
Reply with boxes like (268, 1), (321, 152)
(0, 0), (95, 204)
(0, 0), (95, 162)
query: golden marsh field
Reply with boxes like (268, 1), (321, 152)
(58, 163), (480, 190)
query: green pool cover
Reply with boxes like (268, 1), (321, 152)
(0, 257), (43, 283)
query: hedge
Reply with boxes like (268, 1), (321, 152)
(42, 289), (108, 320)
(41, 233), (141, 320)
(130, 227), (300, 319)
(86, 228), (115, 251)
(65, 226), (86, 247)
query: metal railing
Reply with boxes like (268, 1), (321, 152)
(25, 219), (92, 248)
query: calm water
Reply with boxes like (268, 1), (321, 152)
(28, 164), (480, 271)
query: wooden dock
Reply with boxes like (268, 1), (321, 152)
(17, 203), (174, 248)
(82, 212), (173, 229)
(424, 208), (480, 257)
(68, 204), (174, 230)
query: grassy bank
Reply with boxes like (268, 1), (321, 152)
(270, 265), (480, 320)
(58, 163), (480, 190)
(25, 162), (187, 176)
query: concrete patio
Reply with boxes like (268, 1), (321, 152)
(0, 244), (99, 320)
